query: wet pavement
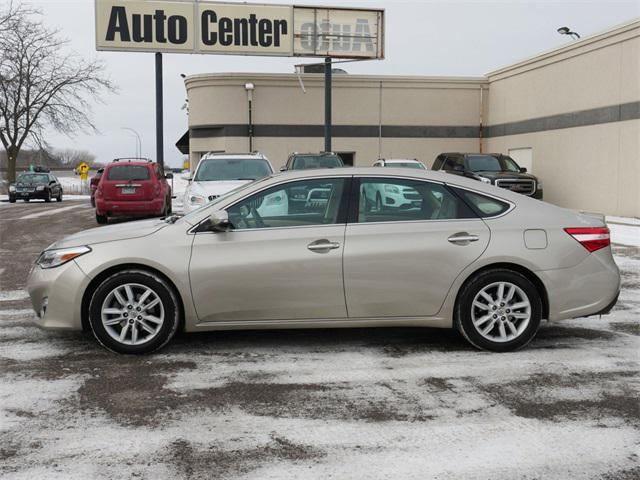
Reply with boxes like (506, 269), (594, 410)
(0, 200), (638, 479)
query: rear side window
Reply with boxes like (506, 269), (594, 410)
(454, 188), (511, 217)
(106, 165), (151, 181)
(357, 178), (476, 223)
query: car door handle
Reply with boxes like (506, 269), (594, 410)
(448, 233), (479, 244)
(307, 240), (341, 252)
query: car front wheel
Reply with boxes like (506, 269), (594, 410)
(455, 269), (542, 352)
(88, 270), (181, 354)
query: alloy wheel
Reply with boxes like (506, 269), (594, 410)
(100, 283), (165, 346)
(470, 281), (531, 343)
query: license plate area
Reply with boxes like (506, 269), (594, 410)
(121, 187), (136, 194)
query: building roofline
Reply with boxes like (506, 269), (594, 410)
(486, 18), (640, 78)
(184, 72), (488, 86)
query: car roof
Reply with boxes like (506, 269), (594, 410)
(106, 160), (154, 167)
(440, 152), (502, 157)
(378, 158), (423, 163)
(200, 152), (267, 160)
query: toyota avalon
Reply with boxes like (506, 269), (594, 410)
(27, 168), (619, 354)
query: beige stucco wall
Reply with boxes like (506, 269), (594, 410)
(184, 20), (639, 217)
(485, 20), (640, 217)
(186, 73), (487, 170)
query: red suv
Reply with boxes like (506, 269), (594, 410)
(94, 159), (172, 224)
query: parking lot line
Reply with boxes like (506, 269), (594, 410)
(19, 204), (87, 220)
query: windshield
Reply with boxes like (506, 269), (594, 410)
(17, 174), (49, 183)
(194, 158), (272, 181)
(292, 155), (343, 170)
(466, 155), (520, 173)
(385, 162), (425, 169)
(107, 165), (151, 180)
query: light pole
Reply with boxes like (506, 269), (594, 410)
(121, 127), (142, 158)
(244, 82), (255, 152)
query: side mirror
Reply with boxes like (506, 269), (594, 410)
(165, 172), (174, 179)
(49, 180), (56, 185)
(207, 210), (231, 232)
(279, 166), (287, 172)
(519, 167), (528, 173)
(181, 172), (192, 181)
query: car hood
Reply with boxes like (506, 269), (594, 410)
(473, 171), (538, 181)
(49, 218), (168, 249)
(188, 180), (252, 198)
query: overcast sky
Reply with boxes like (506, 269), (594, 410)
(22, 0), (640, 167)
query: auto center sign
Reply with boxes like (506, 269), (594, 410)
(95, 1), (385, 58)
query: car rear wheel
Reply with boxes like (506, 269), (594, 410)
(9, 196), (15, 203)
(455, 269), (542, 352)
(56, 191), (62, 202)
(88, 270), (181, 354)
(96, 213), (108, 224)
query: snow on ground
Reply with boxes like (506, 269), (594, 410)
(0, 246), (638, 479)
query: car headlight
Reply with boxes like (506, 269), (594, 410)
(384, 185), (400, 194)
(478, 176), (492, 184)
(537, 180), (543, 189)
(9, 185), (15, 192)
(189, 194), (206, 205)
(36, 246), (91, 269)
(36, 185), (45, 191)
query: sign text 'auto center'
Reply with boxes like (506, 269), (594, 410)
(95, 0), (384, 58)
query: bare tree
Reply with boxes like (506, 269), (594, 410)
(53, 148), (97, 167)
(0, 2), (113, 182)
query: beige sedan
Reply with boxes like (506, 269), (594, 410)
(27, 168), (620, 354)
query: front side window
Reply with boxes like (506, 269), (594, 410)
(358, 178), (476, 223)
(106, 165), (150, 181)
(227, 178), (346, 230)
(194, 158), (272, 181)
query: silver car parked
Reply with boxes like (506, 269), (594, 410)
(27, 168), (620, 354)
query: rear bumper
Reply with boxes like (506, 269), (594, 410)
(96, 198), (165, 217)
(538, 248), (620, 321)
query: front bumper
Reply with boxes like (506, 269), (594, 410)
(531, 189), (543, 200)
(26, 260), (90, 330)
(12, 189), (50, 200)
(539, 248), (620, 321)
(96, 198), (164, 217)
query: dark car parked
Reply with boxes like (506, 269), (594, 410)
(89, 168), (104, 207)
(432, 153), (543, 199)
(280, 152), (344, 171)
(9, 172), (63, 203)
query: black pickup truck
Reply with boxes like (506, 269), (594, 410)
(432, 152), (543, 199)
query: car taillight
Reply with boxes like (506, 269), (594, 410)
(564, 227), (610, 252)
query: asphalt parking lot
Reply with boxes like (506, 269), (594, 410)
(0, 200), (638, 480)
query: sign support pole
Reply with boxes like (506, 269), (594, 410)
(324, 57), (332, 152)
(155, 52), (164, 170)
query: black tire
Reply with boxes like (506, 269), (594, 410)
(90, 197), (95, 207)
(455, 269), (542, 352)
(45, 190), (52, 202)
(88, 269), (181, 354)
(96, 213), (108, 224)
(9, 196), (15, 203)
(56, 191), (62, 202)
(23, 198), (29, 202)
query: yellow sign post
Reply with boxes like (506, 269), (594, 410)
(77, 162), (90, 181)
